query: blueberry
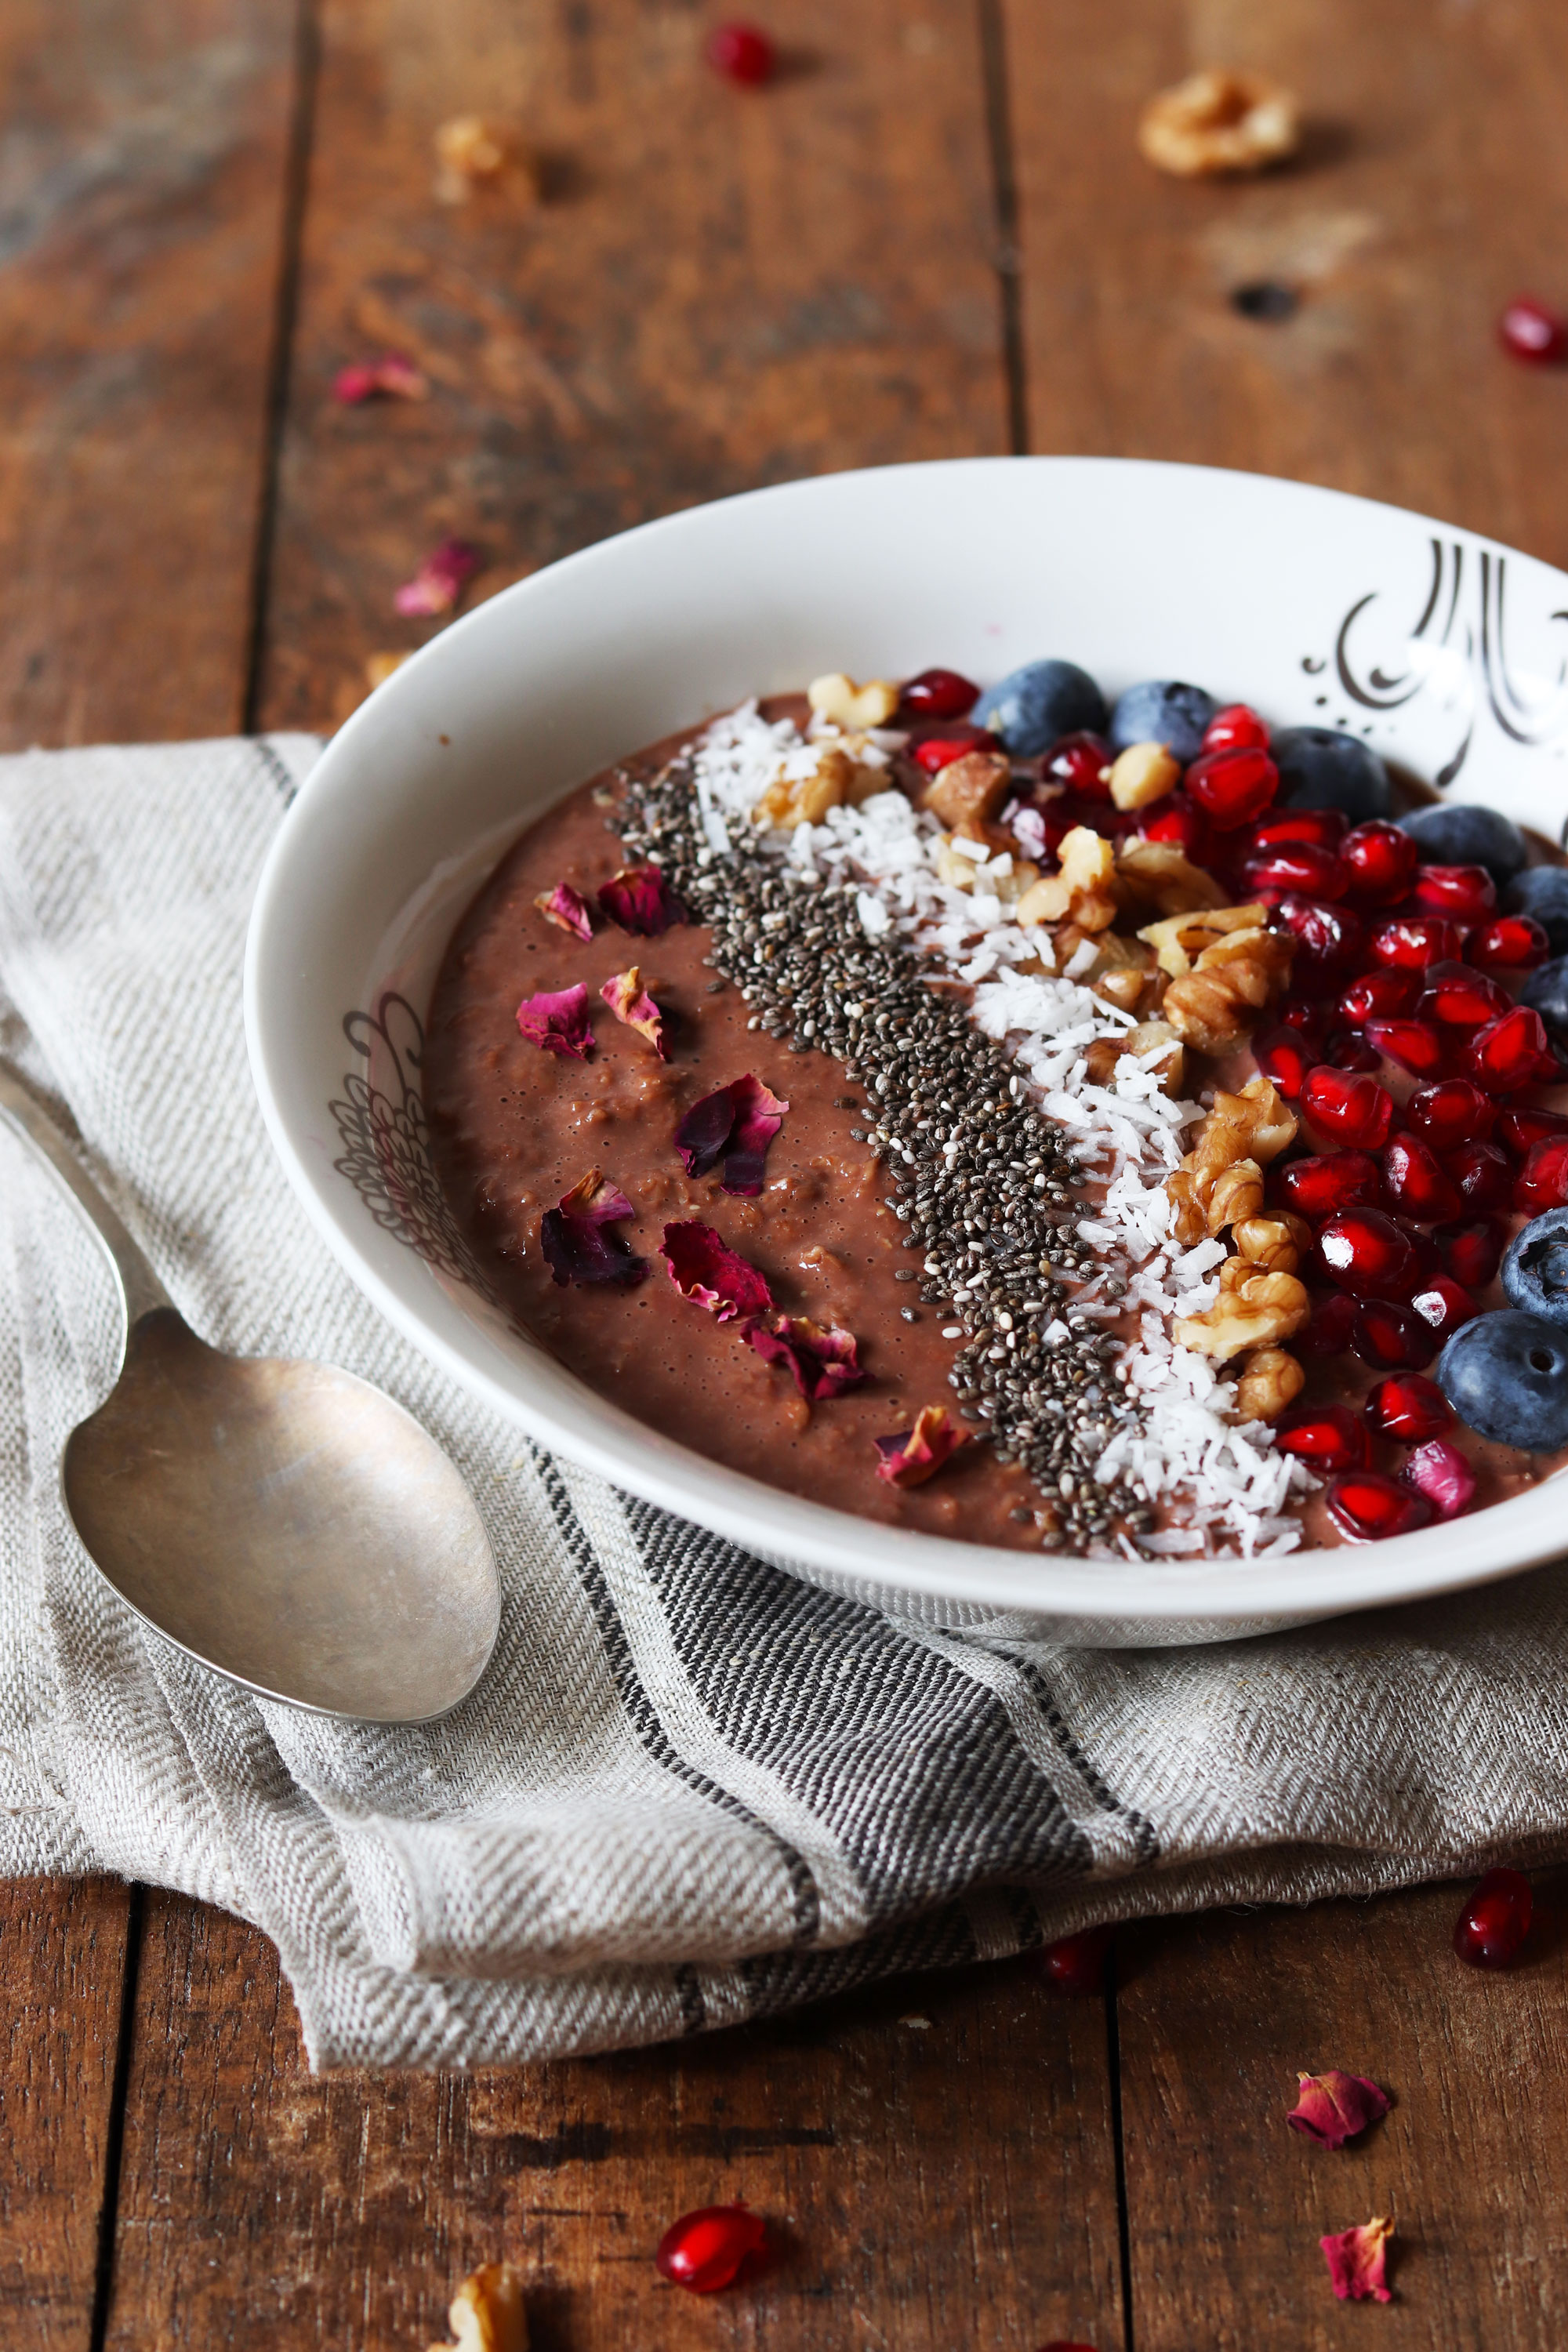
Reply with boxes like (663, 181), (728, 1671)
(1271, 727), (1393, 822)
(1504, 866), (1568, 954)
(1436, 1309), (1568, 1449)
(1519, 955), (1568, 1038)
(974, 659), (1107, 757)
(1109, 679), (1215, 762)
(1502, 1210), (1568, 1328)
(1397, 801), (1529, 885)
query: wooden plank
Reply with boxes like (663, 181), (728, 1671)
(1002, 0), (1568, 565)
(0, 0), (299, 748)
(254, 0), (1011, 731)
(1115, 1878), (1568, 2348)
(0, 1878), (132, 2350)
(104, 1893), (1122, 2350)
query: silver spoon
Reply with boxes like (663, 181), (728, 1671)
(0, 1059), (499, 1722)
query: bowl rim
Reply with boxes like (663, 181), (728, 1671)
(245, 452), (1568, 1628)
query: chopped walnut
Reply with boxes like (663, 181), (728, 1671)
(1207, 1158), (1265, 1233)
(1138, 68), (1301, 179)
(755, 745), (881, 829)
(1236, 1345), (1306, 1422)
(1163, 927), (1294, 1051)
(808, 672), (900, 729)
(1083, 1036), (1127, 1087)
(1107, 741), (1181, 812)
(1095, 967), (1146, 1013)
(1016, 826), (1119, 933)
(1232, 1212), (1312, 1274)
(430, 2265), (528, 2352)
(922, 749), (1013, 837)
(1139, 901), (1269, 976)
(1125, 1018), (1186, 1096)
(1174, 1269), (1310, 1360)
(434, 117), (541, 205)
(1116, 838), (1229, 917)
(1167, 1080), (1296, 1240)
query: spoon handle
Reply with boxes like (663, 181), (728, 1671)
(0, 1058), (173, 1338)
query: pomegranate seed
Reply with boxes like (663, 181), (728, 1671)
(1370, 914), (1466, 970)
(1434, 1218), (1504, 1287)
(1040, 1925), (1112, 1994)
(1040, 730), (1115, 797)
(1381, 1132), (1461, 1220)
(1500, 296), (1568, 364)
(1364, 1017), (1446, 1080)
(1417, 960), (1509, 1029)
(1297, 1289), (1363, 1357)
(1185, 744), (1279, 829)
(1272, 895), (1366, 989)
(1275, 1402), (1372, 1472)
(656, 2202), (768, 2291)
(1454, 1866), (1533, 1967)
(1139, 793), (1210, 859)
(1500, 1106), (1568, 1156)
(1242, 842), (1348, 901)
(1515, 1134), (1568, 1214)
(1403, 1436), (1477, 1518)
(1279, 994), (1334, 1044)
(1341, 821), (1420, 907)
(1353, 1299), (1438, 1370)
(1444, 1140), (1514, 1210)
(1412, 863), (1497, 920)
(1468, 1004), (1552, 1093)
(1327, 1468), (1436, 1541)
(1316, 1207), (1425, 1298)
(1203, 702), (1269, 753)
(1340, 967), (1420, 1023)
(706, 20), (777, 82)
(912, 727), (1004, 775)
(899, 666), (978, 720)
(1468, 914), (1549, 971)
(1301, 1064), (1395, 1149)
(1253, 1025), (1317, 1100)
(1326, 1027), (1382, 1073)
(1365, 1373), (1451, 1443)
(1410, 1272), (1475, 1341)
(1276, 1151), (1383, 1218)
(1407, 1079), (1496, 1150)
(1249, 805), (1345, 851)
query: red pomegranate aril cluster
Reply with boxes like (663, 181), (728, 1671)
(1498, 1106), (1568, 1155)
(1243, 842), (1348, 900)
(1515, 1136), (1568, 1214)
(898, 666), (978, 720)
(1454, 1866), (1534, 1968)
(1468, 1004), (1552, 1093)
(1185, 744), (1279, 828)
(1341, 821), (1419, 906)
(1418, 962), (1509, 1029)
(656, 2202), (768, 2292)
(1253, 1025), (1316, 1100)
(1382, 1132), (1461, 1219)
(1365, 1374), (1451, 1443)
(1203, 702), (1270, 753)
(1468, 915), (1549, 971)
(1404, 1435), (1477, 1518)
(1298, 1290), (1362, 1357)
(1412, 1273), (1475, 1341)
(1408, 1080), (1494, 1150)
(1039, 1924), (1112, 1994)
(1327, 1028), (1382, 1073)
(1370, 914), (1466, 971)
(1354, 1300), (1437, 1370)
(1327, 1468), (1435, 1541)
(1434, 1218), (1504, 1287)
(1364, 1016), (1443, 1079)
(1301, 1065), (1394, 1149)
(1445, 1139), (1513, 1210)
(1410, 863), (1497, 920)
(1279, 994), (1334, 1044)
(1275, 1403), (1371, 1472)
(1500, 296), (1568, 365)
(1341, 967), (1419, 1022)
(706, 20), (778, 82)
(1251, 805), (1344, 853)
(1316, 1208), (1425, 1298)
(1275, 1151), (1382, 1218)
(912, 725), (1002, 775)
(1040, 729), (1114, 795)
(1273, 895), (1365, 986)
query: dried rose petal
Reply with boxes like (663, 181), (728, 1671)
(601, 966), (667, 1058)
(516, 982), (593, 1058)
(393, 535), (480, 617)
(745, 1314), (865, 1401)
(332, 352), (429, 404)
(597, 863), (686, 936)
(1287, 2070), (1390, 2149)
(874, 1405), (968, 1488)
(539, 1169), (644, 1287)
(1320, 2216), (1394, 2303)
(534, 882), (593, 942)
(661, 1221), (773, 1322)
(673, 1074), (789, 1194)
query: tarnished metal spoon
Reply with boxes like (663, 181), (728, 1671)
(0, 1059), (499, 1722)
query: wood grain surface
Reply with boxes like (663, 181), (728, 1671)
(7, 0), (1568, 2346)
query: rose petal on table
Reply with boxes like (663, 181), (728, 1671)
(516, 982), (593, 1058)
(1287, 2069), (1390, 2149)
(1320, 2215), (1395, 2303)
(332, 351), (429, 404)
(597, 862), (687, 936)
(873, 1405), (968, 1487)
(534, 881), (593, 942)
(394, 535), (480, 616)
(745, 1313), (865, 1401)
(673, 1074), (789, 1190)
(601, 965), (667, 1057)
(661, 1221), (772, 1321)
(539, 1169), (644, 1287)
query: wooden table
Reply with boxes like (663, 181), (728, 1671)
(5, 2), (1568, 2343)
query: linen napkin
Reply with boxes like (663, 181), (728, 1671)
(4, 732), (1568, 2071)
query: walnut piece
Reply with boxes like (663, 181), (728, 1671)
(1116, 837), (1229, 917)
(755, 745), (882, 829)
(430, 2265), (528, 2352)
(1107, 741), (1181, 811)
(1016, 826), (1119, 932)
(1167, 1079), (1297, 1240)
(1138, 901), (1269, 976)
(922, 750), (1013, 837)
(1207, 1159), (1265, 1232)
(1236, 1345), (1306, 1422)
(1138, 69), (1301, 179)
(1162, 927), (1294, 1051)
(1175, 1269), (1310, 1360)
(1125, 1018), (1187, 1097)
(434, 118), (540, 205)
(1232, 1212), (1312, 1274)
(808, 672), (900, 729)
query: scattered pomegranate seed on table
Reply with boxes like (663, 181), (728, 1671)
(1499, 296), (1568, 364)
(1454, 1867), (1534, 1965)
(655, 2202), (768, 2291)
(1039, 1925), (1112, 1994)
(706, 20), (777, 82)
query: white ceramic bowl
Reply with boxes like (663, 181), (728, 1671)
(246, 457), (1568, 1646)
